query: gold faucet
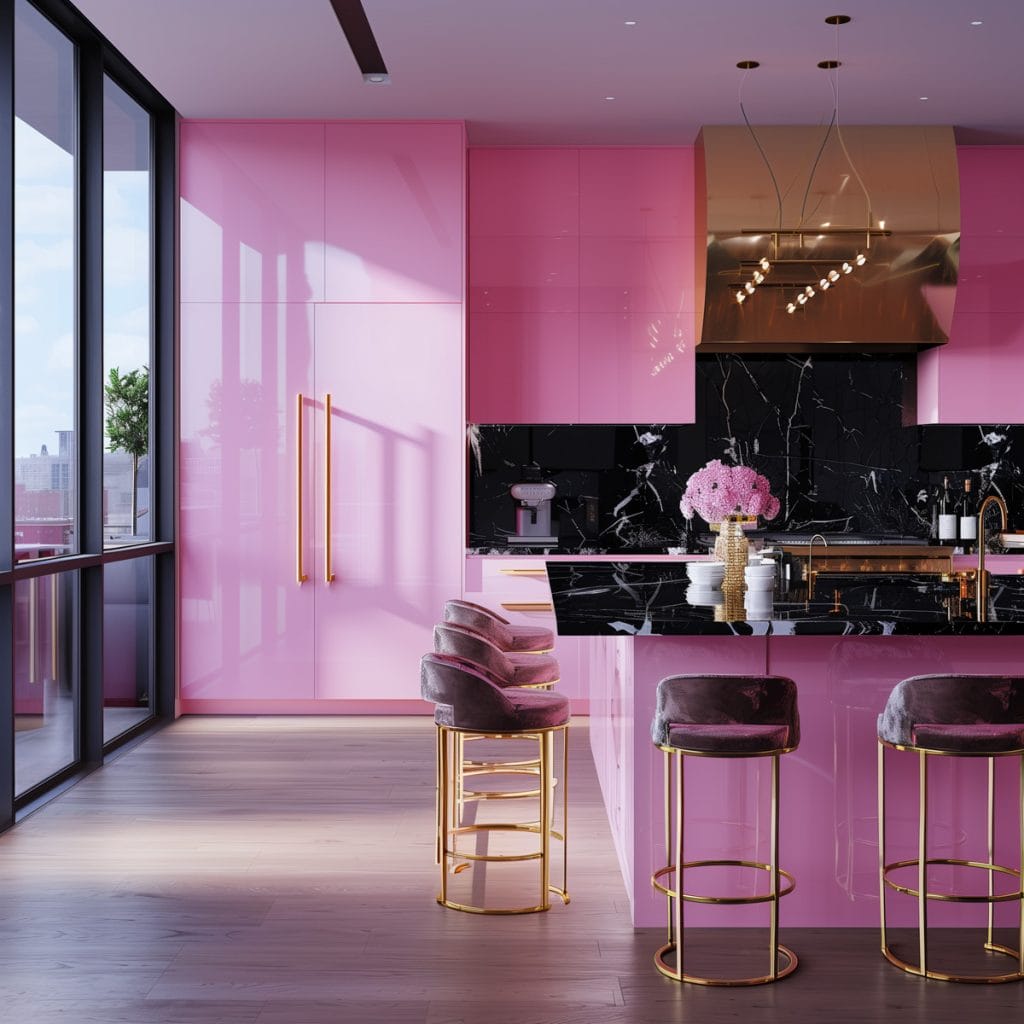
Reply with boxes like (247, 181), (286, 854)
(976, 494), (1008, 622)
(806, 533), (828, 606)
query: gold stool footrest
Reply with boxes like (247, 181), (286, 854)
(652, 859), (796, 904)
(881, 943), (1023, 985)
(654, 941), (798, 987)
(882, 857), (1023, 903)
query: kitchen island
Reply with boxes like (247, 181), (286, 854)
(546, 560), (1024, 928)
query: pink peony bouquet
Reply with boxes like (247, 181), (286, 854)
(680, 459), (781, 524)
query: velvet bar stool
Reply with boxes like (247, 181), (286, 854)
(433, 621), (560, 809)
(650, 674), (801, 985)
(443, 599), (555, 655)
(433, 622), (560, 690)
(877, 674), (1024, 983)
(421, 652), (570, 914)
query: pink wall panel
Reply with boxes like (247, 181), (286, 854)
(958, 147), (1024, 235)
(324, 123), (465, 302)
(468, 312), (580, 422)
(180, 122), (326, 303)
(579, 237), (696, 314)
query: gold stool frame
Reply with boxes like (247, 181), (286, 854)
(436, 722), (569, 915)
(878, 739), (1024, 983)
(652, 744), (798, 986)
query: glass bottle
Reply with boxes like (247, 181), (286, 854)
(959, 478), (976, 554)
(938, 476), (957, 543)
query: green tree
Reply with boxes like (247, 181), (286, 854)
(105, 366), (149, 536)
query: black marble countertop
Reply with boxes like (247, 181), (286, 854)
(545, 562), (1024, 636)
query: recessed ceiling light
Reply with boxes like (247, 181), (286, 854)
(919, 95), (929, 101)
(624, 20), (637, 26)
(970, 20), (983, 26)
(605, 96), (616, 100)
(363, 73), (391, 85)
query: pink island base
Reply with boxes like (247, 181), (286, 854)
(586, 633), (1024, 928)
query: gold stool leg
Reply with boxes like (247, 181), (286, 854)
(663, 749), (673, 957)
(439, 726), (450, 905)
(769, 753), (780, 981)
(878, 741), (888, 956)
(561, 724), (570, 903)
(539, 730), (552, 911)
(918, 749), (929, 977)
(674, 749), (684, 982)
(987, 755), (996, 951)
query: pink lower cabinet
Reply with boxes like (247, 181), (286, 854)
(463, 557), (586, 709)
(313, 304), (464, 699)
(179, 302), (464, 709)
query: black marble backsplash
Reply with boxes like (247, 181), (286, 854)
(468, 354), (1024, 552)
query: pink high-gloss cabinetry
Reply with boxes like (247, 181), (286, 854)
(325, 123), (465, 303)
(917, 147), (1024, 424)
(180, 121), (466, 711)
(469, 147), (697, 424)
(589, 631), (1024, 927)
(179, 301), (317, 701)
(313, 304), (464, 699)
(180, 122), (326, 303)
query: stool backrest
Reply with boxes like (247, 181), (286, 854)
(443, 599), (513, 648)
(652, 674), (800, 747)
(420, 652), (518, 731)
(878, 674), (1024, 746)
(433, 622), (513, 683)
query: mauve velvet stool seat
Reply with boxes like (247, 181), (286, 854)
(877, 674), (1024, 984)
(651, 674), (800, 986)
(433, 623), (560, 689)
(420, 652), (570, 915)
(443, 599), (554, 654)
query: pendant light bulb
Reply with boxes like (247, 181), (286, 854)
(744, 282), (756, 294)
(753, 271), (765, 285)
(786, 302), (797, 314)
(855, 253), (867, 266)
(736, 290), (746, 303)
(759, 257), (771, 272)
(828, 269), (840, 282)
(819, 278), (830, 290)
(804, 285), (815, 297)
(842, 262), (853, 274)
(797, 293), (807, 305)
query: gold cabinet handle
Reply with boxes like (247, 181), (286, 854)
(324, 393), (335, 584)
(498, 568), (548, 576)
(500, 601), (554, 612)
(296, 393), (308, 585)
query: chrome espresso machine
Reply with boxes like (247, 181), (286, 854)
(508, 481), (558, 546)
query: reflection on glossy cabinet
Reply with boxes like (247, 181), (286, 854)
(325, 123), (465, 303)
(179, 301), (318, 701)
(180, 122), (326, 303)
(313, 304), (464, 699)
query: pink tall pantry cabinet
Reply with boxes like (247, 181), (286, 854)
(179, 122), (466, 711)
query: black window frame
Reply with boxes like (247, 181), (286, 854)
(0, 0), (177, 829)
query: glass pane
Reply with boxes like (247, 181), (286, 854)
(103, 76), (153, 546)
(13, 0), (77, 563)
(14, 570), (78, 796)
(103, 556), (153, 742)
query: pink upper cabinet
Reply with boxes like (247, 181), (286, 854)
(468, 147), (696, 423)
(180, 122), (326, 303)
(917, 147), (1024, 424)
(324, 123), (465, 303)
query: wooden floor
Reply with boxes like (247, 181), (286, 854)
(1, 716), (1022, 1023)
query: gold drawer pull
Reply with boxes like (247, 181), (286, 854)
(498, 568), (548, 576)
(500, 601), (553, 612)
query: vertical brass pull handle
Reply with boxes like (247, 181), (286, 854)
(296, 393), (308, 584)
(324, 393), (335, 584)
(28, 577), (38, 684)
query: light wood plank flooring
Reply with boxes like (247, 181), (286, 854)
(1, 716), (1022, 1023)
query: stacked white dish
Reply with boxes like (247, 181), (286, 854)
(686, 560), (726, 588)
(744, 560), (776, 591)
(686, 585), (723, 607)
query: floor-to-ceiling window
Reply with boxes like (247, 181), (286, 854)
(1, 0), (176, 826)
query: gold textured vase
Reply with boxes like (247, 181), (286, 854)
(713, 515), (751, 592)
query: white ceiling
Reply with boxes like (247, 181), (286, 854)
(73, 0), (1024, 145)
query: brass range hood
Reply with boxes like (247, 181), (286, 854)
(694, 125), (960, 353)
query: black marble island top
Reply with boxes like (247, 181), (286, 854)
(545, 561), (1024, 636)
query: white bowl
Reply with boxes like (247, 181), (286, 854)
(686, 585), (723, 607)
(687, 563), (725, 582)
(744, 564), (776, 577)
(744, 576), (775, 591)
